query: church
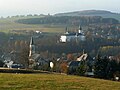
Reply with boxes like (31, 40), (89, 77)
(29, 37), (49, 69)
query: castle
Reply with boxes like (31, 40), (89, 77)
(60, 26), (86, 43)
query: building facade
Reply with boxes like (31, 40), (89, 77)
(60, 26), (86, 43)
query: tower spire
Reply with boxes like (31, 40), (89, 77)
(78, 25), (82, 33)
(29, 37), (35, 57)
(65, 26), (69, 34)
(30, 37), (34, 45)
(79, 25), (82, 30)
(65, 27), (68, 32)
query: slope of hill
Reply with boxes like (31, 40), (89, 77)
(0, 73), (120, 90)
(16, 15), (119, 25)
(55, 10), (120, 21)
(0, 17), (65, 33)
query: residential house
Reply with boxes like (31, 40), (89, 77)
(68, 53), (94, 76)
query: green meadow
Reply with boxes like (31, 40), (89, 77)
(0, 73), (120, 90)
(0, 17), (66, 34)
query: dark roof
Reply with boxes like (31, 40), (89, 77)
(64, 32), (76, 36)
(86, 55), (94, 61)
(69, 61), (80, 66)
(79, 25), (82, 30)
(30, 54), (40, 61)
(76, 33), (83, 36)
(62, 32), (84, 36)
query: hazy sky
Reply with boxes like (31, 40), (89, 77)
(0, 0), (119, 17)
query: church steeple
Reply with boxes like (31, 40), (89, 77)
(29, 37), (35, 57)
(78, 25), (82, 33)
(30, 37), (34, 45)
(79, 25), (82, 30)
(65, 26), (69, 34)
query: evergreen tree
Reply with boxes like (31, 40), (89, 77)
(0, 60), (4, 67)
(106, 59), (118, 79)
(76, 60), (87, 76)
(94, 56), (109, 79)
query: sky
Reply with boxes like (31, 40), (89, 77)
(0, 0), (119, 17)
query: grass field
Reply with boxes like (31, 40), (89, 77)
(0, 73), (120, 90)
(0, 17), (66, 34)
(0, 17), (85, 34)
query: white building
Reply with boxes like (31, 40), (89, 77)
(60, 26), (86, 43)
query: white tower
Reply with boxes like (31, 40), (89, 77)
(29, 37), (35, 57)
(78, 25), (82, 33)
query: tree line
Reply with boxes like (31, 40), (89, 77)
(66, 55), (120, 81)
(16, 16), (119, 25)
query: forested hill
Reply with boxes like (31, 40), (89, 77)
(16, 16), (119, 25)
(55, 10), (120, 21)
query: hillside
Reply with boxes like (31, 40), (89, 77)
(55, 10), (120, 21)
(0, 10), (119, 33)
(0, 17), (65, 34)
(0, 73), (120, 90)
(0, 10), (119, 34)
(16, 16), (119, 25)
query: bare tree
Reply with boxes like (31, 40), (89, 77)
(19, 41), (29, 68)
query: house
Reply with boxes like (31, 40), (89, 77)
(3, 60), (24, 69)
(2, 51), (24, 68)
(68, 61), (80, 74)
(3, 60), (14, 68)
(68, 53), (94, 76)
(77, 53), (94, 72)
(60, 26), (86, 43)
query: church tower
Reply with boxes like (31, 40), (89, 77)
(65, 26), (69, 34)
(78, 25), (82, 33)
(29, 37), (35, 57)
